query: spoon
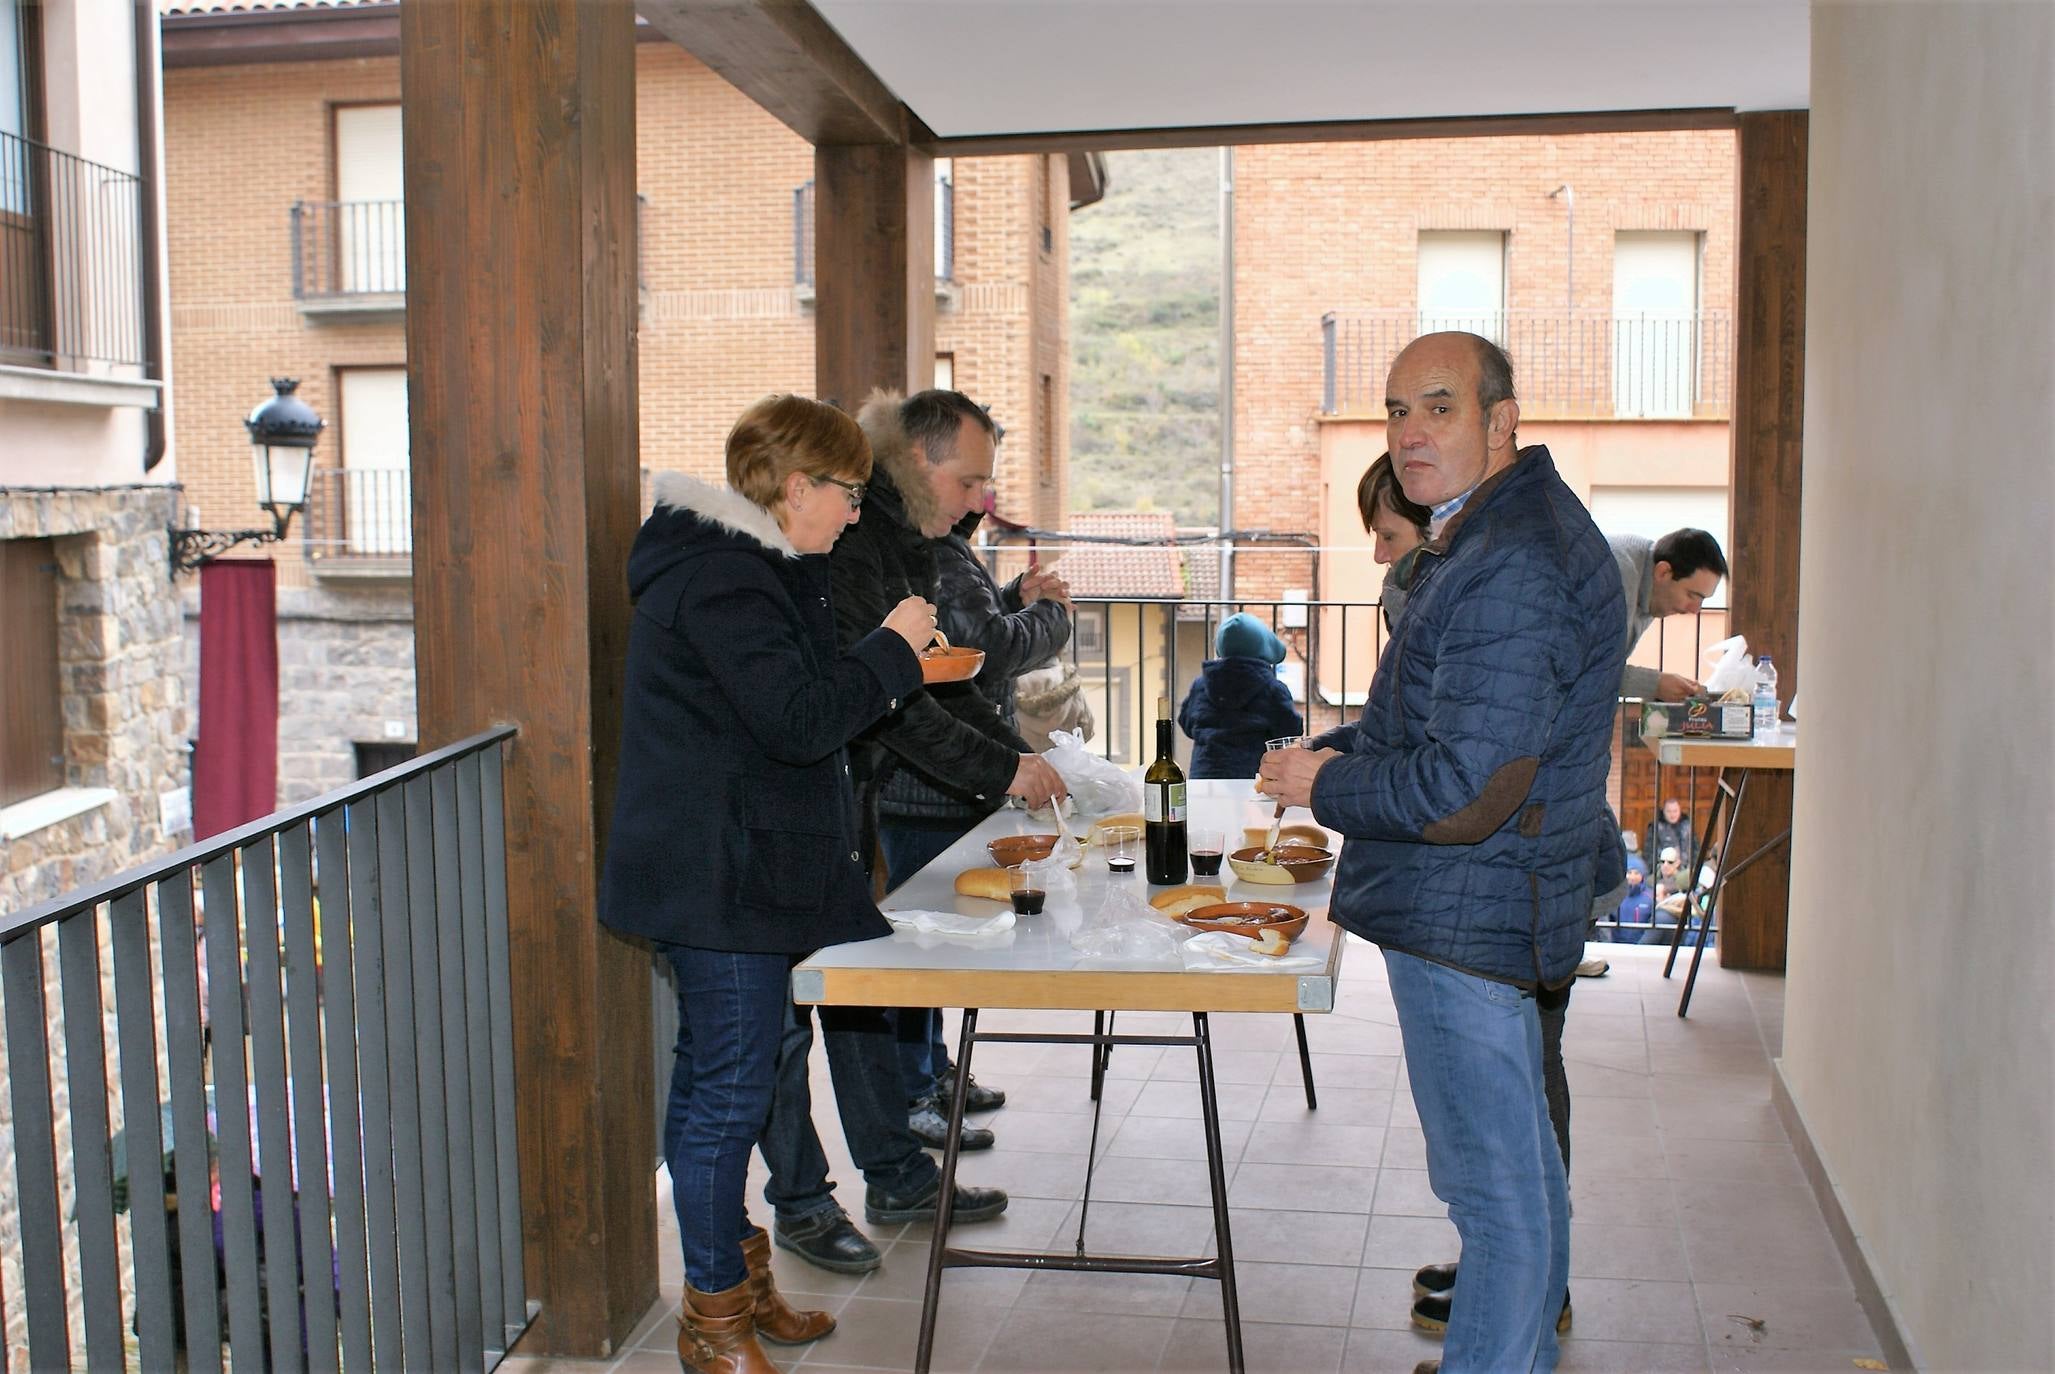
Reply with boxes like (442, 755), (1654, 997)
(1258, 802), (1286, 865)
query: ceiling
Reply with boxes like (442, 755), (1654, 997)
(810, 0), (1811, 139)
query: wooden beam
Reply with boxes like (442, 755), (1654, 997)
(922, 106), (1739, 157)
(1721, 109), (1808, 972)
(636, 0), (910, 145)
(402, 0), (653, 1355)
(813, 142), (936, 410)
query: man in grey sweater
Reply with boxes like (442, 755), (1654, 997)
(1608, 527), (1730, 702)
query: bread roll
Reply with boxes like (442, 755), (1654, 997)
(953, 867), (1013, 902)
(1251, 928), (1292, 956)
(1088, 812), (1146, 844)
(1149, 885), (1229, 919)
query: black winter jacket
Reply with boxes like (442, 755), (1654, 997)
(598, 475), (921, 954)
(879, 512), (1071, 821)
(1177, 657), (1304, 780)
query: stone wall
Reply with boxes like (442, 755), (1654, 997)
(1, 486), (191, 911)
(182, 576), (417, 806)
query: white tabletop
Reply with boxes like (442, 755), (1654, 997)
(791, 779), (1346, 1014)
(1647, 725), (1798, 770)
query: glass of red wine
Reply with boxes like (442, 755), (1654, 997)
(1102, 824), (1140, 875)
(1189, 827), (1224, 876)
(1008, 865), (1046, 915)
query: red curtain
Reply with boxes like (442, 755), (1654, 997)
(194, 560), (279, 840)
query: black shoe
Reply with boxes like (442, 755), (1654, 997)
(1410, 1290), (1572, 1336)
(908, 1097), (995, 1151)
(959, 1074), (1007, 1111)
(1413, 1260), (1458, 1298)
(863, 1179), (1008, 1226)
(772, 1208), (881, 1275)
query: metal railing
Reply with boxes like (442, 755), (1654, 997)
(302, 466), (414, 563)
(1321, 309), (1733, 419)
(292, 199), (406, 299)
(1054, 594), (1721, 943)
(793, 177), (953, 289)
(0, 130), (145, 371)
(0, 727), (532, 1371)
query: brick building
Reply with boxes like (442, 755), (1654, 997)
(159, 2), (1076, 801)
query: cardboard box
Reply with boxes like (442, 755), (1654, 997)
(1642, 697), (1753, 741)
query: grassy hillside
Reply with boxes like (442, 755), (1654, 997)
(1068, 148), (1222, 524)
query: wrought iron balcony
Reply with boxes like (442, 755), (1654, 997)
(0, 130), (146, 372)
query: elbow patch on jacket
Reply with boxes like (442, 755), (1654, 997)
(1422, 756), (1540, 844)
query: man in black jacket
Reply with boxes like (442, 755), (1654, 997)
(761, 390), (1066, 1275)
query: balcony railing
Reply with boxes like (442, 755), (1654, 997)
(302, 465), (414, 566)
(0, 727), (533, 1371)
(1321, 309), (1733, 420)
(0, 130), (146, 371)
(292, 198), (406, 299)
(793, 176), (954, 290)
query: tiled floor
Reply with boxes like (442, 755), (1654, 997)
(503, 943), (1891, 1374)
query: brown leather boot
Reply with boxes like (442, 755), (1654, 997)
(740, 1226), (835, 1345)
(676, 1278), (777, 1374)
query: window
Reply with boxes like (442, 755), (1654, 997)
(1, 538), (63, 807)
(1, 0), (45, 363)
(1613, 231), (1702, 417)
(934, 352), (954, 390)
(1037, 373), (1054, 485)
(334, 103), (404, 293)
(337, 366), (410, 555)
(1417, 230), (1505, 341)
(934, 158), (954, 280)
(354, 741), (416, 779)
(1588, 485), (1729, 608)
(1039, 155), (1053, 254)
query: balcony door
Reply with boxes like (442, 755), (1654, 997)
(1417, 230), (1505, 344)
(335, 104), (403, 293)
(338, 367), (411, 556)
(1613, 231), (1702, 418)
(0, 0), (48, 364)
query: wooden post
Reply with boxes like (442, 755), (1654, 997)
(401, 0), (653, 1354)
(814, 140), (937, 409)
(1721, 110), (1808, 970)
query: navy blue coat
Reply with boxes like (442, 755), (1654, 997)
(1178, 657), (1304, 779)
(1309, 446), (1625, 987)
(599, 476), (923, 954)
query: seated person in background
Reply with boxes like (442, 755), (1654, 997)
(1649, 796), (1695, 875)
(1614, 864), (1656, 942)
(1653, 845), (1685, 902)
(1357, 451), (1433, 631)
(1178, 612), (1304, 779)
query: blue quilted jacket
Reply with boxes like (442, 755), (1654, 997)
(1309, 445), (1625, 988)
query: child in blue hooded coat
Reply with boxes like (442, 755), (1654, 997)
(1177, 612), (1305, 779)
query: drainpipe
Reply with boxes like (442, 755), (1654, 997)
(134, 0), (168, 472)
(1548, 182), (1575, 311)
(1217, 147), (1234, 600)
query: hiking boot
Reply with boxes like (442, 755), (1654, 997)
(863, 1178), (1008, 1226)
(772, 1208), (880, 1275)
(908, 1096), (995, 1151)
(1410, 1289), (1572, 1336)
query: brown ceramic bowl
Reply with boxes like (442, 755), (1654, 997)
(987, 834), (1059, 867)
(1241, 822), (1330, 851)
(919, 645), (986, 684)
(1226, 843), (1335, 886)
(1172, 900), (1311, 945)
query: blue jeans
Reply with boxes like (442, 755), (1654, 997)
(880, 815), (978, 1102)
(758, 995), (937, 1224)
(659, 943), (787, 1293)
(1385, 950), (1569, 1374)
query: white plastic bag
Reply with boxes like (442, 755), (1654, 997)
(1069, 885), (1181, 965)
(1042, 729), (1144, 820)
(1700, 634), (1756, 696)
(1018, 847), (1079, 903)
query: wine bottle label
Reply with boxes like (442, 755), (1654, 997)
(1146, 783), (1187, 824)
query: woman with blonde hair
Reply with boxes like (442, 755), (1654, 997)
(600, 394), (934, 1373)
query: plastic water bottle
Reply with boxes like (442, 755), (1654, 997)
(1752, 656), (1779, 738)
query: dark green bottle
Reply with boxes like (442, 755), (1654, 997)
(1144, 696), (1188, 885)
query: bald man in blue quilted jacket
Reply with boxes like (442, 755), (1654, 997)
(1260, 333), (1624, 1374)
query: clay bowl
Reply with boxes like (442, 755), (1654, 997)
(987, 834), (1059, 867)
(919, 645), (985, 684)
(1172, 900), (1311, 945)
(1241, 822), (1329, 850)
(1226, 843), (1335, 886)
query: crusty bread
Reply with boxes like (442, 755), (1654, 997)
(1251, 928), (1292, 957)
(1149, 885), (1229, 919)
(1088, 812), (1146, 844)
(953, 867), (1013, 902)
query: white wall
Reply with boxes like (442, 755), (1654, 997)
(1783, 4), (2055, 1370)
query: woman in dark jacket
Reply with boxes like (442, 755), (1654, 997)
(599, 394), (931, 1373)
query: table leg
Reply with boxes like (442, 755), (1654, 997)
(1665, 768), (1733, 979)
(1292, 1013), (1318, 1110)
(914, 1007), (979, 1374)
(1675, 770), (1750, 1017)
(1192, 1013), (1246, 1374)
(1089, 1009), (1107, 1103)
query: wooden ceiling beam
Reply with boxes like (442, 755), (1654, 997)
(636, 0), (917, 145)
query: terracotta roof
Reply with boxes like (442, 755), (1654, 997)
(1053, 512), (1185, 601)
(160, 1), (387, 12)
(1178, 529), (1223, 613)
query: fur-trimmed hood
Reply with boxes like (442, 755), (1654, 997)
(633, 472), (796, 598)
(856, 389), (943, 537)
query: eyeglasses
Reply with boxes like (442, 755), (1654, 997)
(814, 475), (866, 510)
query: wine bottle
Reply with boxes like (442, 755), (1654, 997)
(1144, 696), (1188, 885)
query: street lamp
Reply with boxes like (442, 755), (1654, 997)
(169, 378), (324, 576)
